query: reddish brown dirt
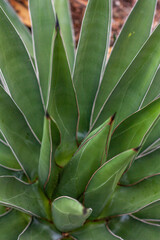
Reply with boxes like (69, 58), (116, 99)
(70, 0), (160, 46)
(9, 0), (160, 47)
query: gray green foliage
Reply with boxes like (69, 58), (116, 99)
(0, 0), (159, 239)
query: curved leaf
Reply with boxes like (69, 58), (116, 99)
(120, 148), (160, 185)
(109, 215), (160, 240)
(0, 210), (31, 240)
(93, 24), (160, 129)
(0, 7), (44, 140)
(108, 98), (160, 159)
(100, 175), (160, 218)
(48, 30), (78, 167)
(0, 0), (33, 58)
(39, 115), (60, 200)
(92, 0), (157, 125)
(56, 117), (114, 199)
(84, 149), (137, 219)
(73, 0), (112, 138)
(29, 0), (55, 104)
(54, 0), (75, 71)
(19, 218), (62, 240)
(0, 141), (21, 170)
(52, 196), (92, 232)
(0, 86), (40, 180)
(72, 221), (119, 240)
(0, 176), (51, 219)
(134, 201), (160, 221)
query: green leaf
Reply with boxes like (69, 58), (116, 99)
(93, 24), (160, 129)
(0, 177), (51, 219)
(84, 149), (137, 219)
(108, 215), (160, 240)
(0, 210), (31, 240)
(0, 141), (21, 170)
(52, 196), (92, 232)
(142, 68), (160, 108)
(0, 86), (40, 180)
(0, 165), (22, 177)
(0, 206), (7, 215)
(0, 0), (33, 58)
(107, 98), (160, 159)
(139, 68), (160, 152)
(73, 0), (112, 138)
(0, 132), (5, 142)
(92, 0), (157, 126)
(100, 175), (160, 218)
(29, 0), (55, 104)
(0, 166), (28, 182)
(48, 30), (78, 167)
(55, 117), (114, 199)
(140, 116), (160, 154)
(19, 218), (62, 240)
(0, 8), (44, 140)
(134, 201), (160, 220)
(72, 221), (119, 240)
(144, 139), (160, 153)
(120, 148), (160, 185)
(39, 115), (60, 200)
(54, 0), (75, 71)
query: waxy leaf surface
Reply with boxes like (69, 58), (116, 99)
(39, 116), (60, 200)
(93, 24), (160, 129)
(142, 67), (160, 107)
(72, 222), (119, 240)
(120, 148), (160, 185)
(0, 177), (51, 219)
(29, 0), (55, 104)
(108, 98), (160, 159)
(92, 0), (157, 125)
(0, 165), (24, 179)
(0, 210), (30, 240)
(0, 0), (33, 57)
(0, 205), (7, 216)
(0, 86), (40, 180)
(140, 118), (160, 153)
(54, 0), (75, 71)
(0, 8), (44, 140)
(100, 175), (160, 217)
(84, 149), (137, 219)
(134, 201), (160, 220)
(52, 196), (92, 232)
(109, 215), (160, 240)
(0, 141), (21, 170)
(48, 31), (78, 167)
(73, 0), (112, 138)
(19, 218), (62, 240)
(56, 117), (113, 198)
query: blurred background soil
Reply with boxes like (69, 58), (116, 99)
(9, 0), (160, 48)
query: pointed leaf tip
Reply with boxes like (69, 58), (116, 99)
(52, 197), (92, 232)
(109, 113), (116, 125)
(56, 117), (113, 198)
(133, 146), (141, 152)
(56, 15), (60, 31)
(45, 111), (51, 120)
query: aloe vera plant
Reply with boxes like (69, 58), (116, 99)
(0, 0), (160, 239)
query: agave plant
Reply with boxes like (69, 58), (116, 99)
(0, 0), (160, 239)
